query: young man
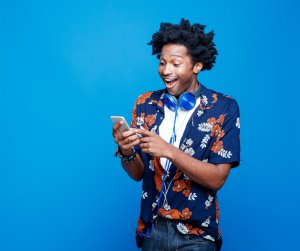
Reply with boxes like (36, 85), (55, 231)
(112, 18), (240, 251)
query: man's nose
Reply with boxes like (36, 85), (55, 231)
(162, 64), (172, 75)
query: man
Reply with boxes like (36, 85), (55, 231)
(112, 18), (240, 251)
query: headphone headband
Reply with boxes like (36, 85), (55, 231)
(163, 85), (201, 112)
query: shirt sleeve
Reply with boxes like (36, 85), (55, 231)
(130, 99), (142, 157)
(208, 99), (241, 167)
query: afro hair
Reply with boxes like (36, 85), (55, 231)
(148, 18), (218, 71)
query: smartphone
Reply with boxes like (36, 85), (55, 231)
(110, 116), (130, 132)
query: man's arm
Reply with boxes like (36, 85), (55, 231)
(137, 128), (231, 190)
(120, 153), (144, 181)
(166, 145), (231, 190)
(113, 121), (144, 181)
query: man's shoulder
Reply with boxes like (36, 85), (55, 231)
(135, 89), (164, 106)
(201, 84), (238, 108)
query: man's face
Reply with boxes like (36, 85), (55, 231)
(158, 44), (201, 97)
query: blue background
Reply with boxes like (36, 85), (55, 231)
(1, 0), (299, 250)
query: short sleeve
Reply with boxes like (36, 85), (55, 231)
(208, 99), (240, 167)
(130, 99), (142, 156)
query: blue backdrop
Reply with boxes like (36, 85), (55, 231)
(1, 0), (299, 250)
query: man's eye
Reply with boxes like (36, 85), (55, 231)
(174, 63), (181, 67)
(159, 62), (165, 66)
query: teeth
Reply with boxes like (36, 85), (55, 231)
(165, 79), (177, 83)
(164, 78), (177, 86)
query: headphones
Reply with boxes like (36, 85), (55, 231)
(163, 85), (201, 112)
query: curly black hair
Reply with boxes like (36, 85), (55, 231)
(148, 18), (218, 71)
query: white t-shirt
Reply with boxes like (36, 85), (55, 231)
(159, 97), (200, 170)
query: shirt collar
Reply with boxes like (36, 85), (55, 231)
(147, 83), (215, 112)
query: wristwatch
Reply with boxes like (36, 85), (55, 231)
(115, 146), (136, 163)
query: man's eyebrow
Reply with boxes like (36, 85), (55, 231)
(160, 53), (183, 58)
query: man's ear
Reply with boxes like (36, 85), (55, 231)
(193, 62), (204, 74)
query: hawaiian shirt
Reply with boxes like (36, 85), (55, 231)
(130, 84), (240, 248)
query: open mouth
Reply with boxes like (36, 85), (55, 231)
(164, 78), (178, 88)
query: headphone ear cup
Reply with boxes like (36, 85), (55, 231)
(179, 93), (196, 111)
(163, 94), (178, 112)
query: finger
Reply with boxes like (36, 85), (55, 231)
(112, 121), (124, 140)
(119, 132), (140, 144)
(133, 128), (143, 138)
(112, 131), (121, 144)
(141, 149), (149, 154)
(120, 138), (140, 150)
(118, 141), (132, 150)
(113, 120), (123, 130)
(140, 145), (150, 154)
(136, 128), (152, 137)
(120, 128), (138, 138)
(139, 143), (147, 151)
(138, 136), (151, 143)
(130, 138), (140, 147)
(139, 142), (151, 149)
(126, 134), (139, 143)
(139, 143), (146, 149)
(112, 129), (121, 137)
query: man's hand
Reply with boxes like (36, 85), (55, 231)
(112, 121), (144, 181)
(112, 121), (140, 156)
(137, 127), (172, 158)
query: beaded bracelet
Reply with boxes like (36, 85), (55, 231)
(115, 146), (136, 163)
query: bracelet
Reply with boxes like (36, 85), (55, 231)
(115, 146), (136, 163)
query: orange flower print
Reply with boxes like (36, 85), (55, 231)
(145, 114), (156, 126)
(185, 224), (205, 235)
(211, 124), (225, 141)
(207, 117), (217, 125)
(217, 114), (225, 125)
(136, 92), (153, 105)
(199, 103), (204, 111)
(131, 106), (137, 127)
(172, 180), (187, 192)
(159, 208), (181, 219)
(211, 124), (221, 136)
(211, 140), (224, 153)
(217, 130), (225, 141)
(137, 217), (145, 233)
(182, 183), (191, 198)
(212, 94), (218, 103)
(157, 100), (163, 108)
(149, 99), (164, 108)
(181, 208), (192, 220)
(209, 114), (226, 141)
(173, 170), (183, 180)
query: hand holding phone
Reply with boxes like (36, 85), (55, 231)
(110, 116), (130, 132)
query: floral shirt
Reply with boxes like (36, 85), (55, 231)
(130, 84), (240, 248)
